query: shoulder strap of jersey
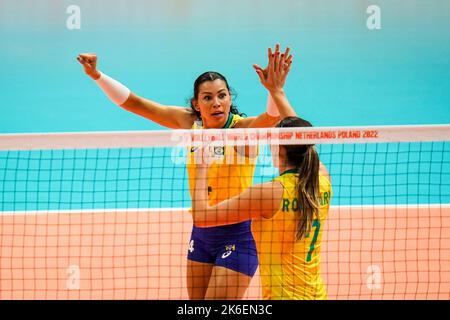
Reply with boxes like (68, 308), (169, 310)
(226, 113), (242, 128)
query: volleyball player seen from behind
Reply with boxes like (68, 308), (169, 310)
(192, 52), (332, 299)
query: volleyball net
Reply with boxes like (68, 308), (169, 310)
(0, 125), (449, 299)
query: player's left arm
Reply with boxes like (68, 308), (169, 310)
(234, 44), (293, 129)
(234, 113), (280, 129)
(232, 113), (279, 159)
(192, 165), (283, 227)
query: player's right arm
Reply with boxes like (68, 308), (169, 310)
(77, 53), (196, 129)
(121, 93), (196, 129)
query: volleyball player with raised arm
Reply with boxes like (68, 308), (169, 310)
(77, 45), (293, 299)
(192, 52), (332, 299)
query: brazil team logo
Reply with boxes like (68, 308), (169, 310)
(213, 146), (224, 156)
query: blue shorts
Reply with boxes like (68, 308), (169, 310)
(187, 220), (258, 277)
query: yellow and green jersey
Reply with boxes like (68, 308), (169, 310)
(251, 169), (332, 299)
(187, 114), (257, 206)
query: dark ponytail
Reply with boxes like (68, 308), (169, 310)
(277, 117), (321, 240)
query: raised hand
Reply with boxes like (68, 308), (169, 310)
(253, 44), (293, 92)
(77, 53), (101, 80)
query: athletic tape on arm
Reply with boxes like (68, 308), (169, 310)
(95, 72), (131, 105)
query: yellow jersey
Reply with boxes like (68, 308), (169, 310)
(251, 169), (332, 299)
(187, 114), (258, 206)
